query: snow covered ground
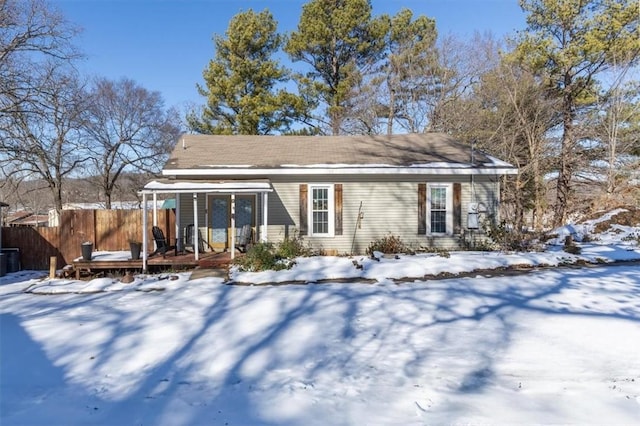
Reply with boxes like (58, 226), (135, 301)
(1, 211), (639, 425)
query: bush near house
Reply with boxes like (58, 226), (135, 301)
(366, 234), (410, 255)
(234, 236), (310, 272)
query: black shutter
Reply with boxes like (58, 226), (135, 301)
(299, 184), (308, 235)
(418, 183), (426, 235)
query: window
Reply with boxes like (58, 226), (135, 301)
(309, 184), (334, 236)
(427, 184), (452, 234)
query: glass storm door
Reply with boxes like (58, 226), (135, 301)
(210, 196), (229, 250)
(209, 195), (254, 250)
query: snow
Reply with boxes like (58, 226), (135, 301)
(143, 180), (272, 193)
(1, 216), (639, 425)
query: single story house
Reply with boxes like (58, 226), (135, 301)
(140, 133), (517, 267)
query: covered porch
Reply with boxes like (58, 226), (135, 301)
(139, 179), (273, 272)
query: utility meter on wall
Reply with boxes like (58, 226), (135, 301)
(468, 202), (479, 229)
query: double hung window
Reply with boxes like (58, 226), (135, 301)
(309, 184), (334, 236)
(427, 184), (452, 234)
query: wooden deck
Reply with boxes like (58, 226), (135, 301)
(71, 251), (234, 279)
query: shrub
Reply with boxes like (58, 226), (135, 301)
(563, 244), (582, 255)
(482, 217), (545, 252)
(366, 234), (409, 255)
(234, 242), (285, 272)
(562, 235), (582, 255)
(234, 237), (308, 272)
(277, 235), (311, 259)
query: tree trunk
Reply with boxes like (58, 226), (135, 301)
(554, 90), (576, 227)
(387, 88), (394, 136)
(53, 184), (63, 217)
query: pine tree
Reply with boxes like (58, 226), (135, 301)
(188, 9), (308, 135)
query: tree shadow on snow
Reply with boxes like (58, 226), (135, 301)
(3, 265), (639, 425)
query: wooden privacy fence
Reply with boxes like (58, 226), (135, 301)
(1, 209), (175, 270)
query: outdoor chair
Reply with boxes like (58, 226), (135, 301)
(183, 224), (206, 253)
(151, 226), (177, 257)
(235, 224), (252, 253)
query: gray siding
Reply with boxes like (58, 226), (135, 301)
(176, 193), (208, 247)
(267, 174), (500, 254)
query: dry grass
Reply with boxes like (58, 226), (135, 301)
(590, 206), (640, 234)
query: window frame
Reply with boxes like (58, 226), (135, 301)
(308, 183), (335, 237)
(426, 183), (453, 235)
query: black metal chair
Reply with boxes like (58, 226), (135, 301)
(151, 226), (176, 257)
(183, 224), (207, 253)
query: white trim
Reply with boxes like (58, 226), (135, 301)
(261, 192), (268, 242)
(162, 167), (518, 176)
(308, 184), (334, 237)
(142, 193), (148, 272)
(230, 194), (235, 260)
(175, 193), (181, 252)
(426, 183), (453, 235)
(193, 193), (199, 261)
(140, 180), (273, 195)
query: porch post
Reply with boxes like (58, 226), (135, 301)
(142, 193), (148, 272)
(261, 192), (268, 243)
(175, 193), (181, 252)
(230, 193), (236, 260)
(153, 193), (158, 226)
(193, 193), (199, 261)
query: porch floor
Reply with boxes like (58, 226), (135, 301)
(71, 250), (237, 279)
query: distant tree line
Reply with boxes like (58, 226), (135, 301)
(1, 0), (638, 230)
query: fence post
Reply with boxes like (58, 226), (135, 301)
(49, 256), (57, 278)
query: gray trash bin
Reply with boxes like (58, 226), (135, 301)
(6, 249), (20, 272)
(0, 253), (6, 277)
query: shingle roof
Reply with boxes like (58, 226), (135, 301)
(164, 133), (514, 171)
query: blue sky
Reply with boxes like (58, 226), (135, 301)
(52, 0), (526, 111)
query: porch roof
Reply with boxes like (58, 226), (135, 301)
(140, 179), (273, 194)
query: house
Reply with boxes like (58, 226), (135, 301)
(140, 133), (517, 266)
(5, 210), (50, 227)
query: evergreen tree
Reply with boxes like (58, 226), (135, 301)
(381, 8), (438, 134)
(285, 0), (387, 135)
(188, 9), (307, 135)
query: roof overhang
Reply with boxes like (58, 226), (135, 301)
(140, 179), (273, 195)
(162, 166), (518, 176)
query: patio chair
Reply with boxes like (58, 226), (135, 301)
(151, 226), (176, 257)
(235, 224), (252, 253)
(184, 224), (206, 253)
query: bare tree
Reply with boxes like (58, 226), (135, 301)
(429, 32), (504, 134)
(81, 78), (182, 209)
(0, 0), (80, 118)
(477, 62), (559, 230)
(0, 64), (89, 214)
(590, 63), (640, 208)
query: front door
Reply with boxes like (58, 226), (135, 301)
(209, 195), (254, 251)
(210, 196), (229, 251)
